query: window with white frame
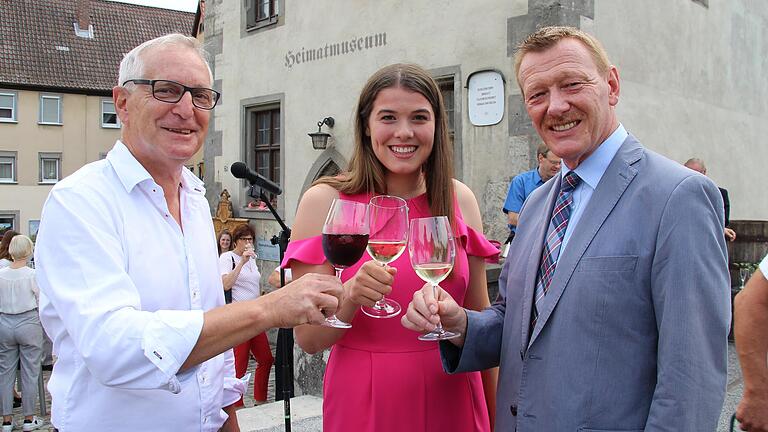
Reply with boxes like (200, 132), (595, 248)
(0, 152), (16, 183)
(39, 94), (62, 125)
(0, 92), (17, 122)
(101, 99), (119, 128)
(39, 153), (61, 183)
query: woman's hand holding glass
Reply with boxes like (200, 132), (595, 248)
(344, 260), (396, 308)
(362, 195), (408, 318)
(242, 243), (256, 261)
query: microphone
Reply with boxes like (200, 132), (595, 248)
(230, 162), (282, 196)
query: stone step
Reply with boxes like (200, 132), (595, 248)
(236, 395), (323, 432)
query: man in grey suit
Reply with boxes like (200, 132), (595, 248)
(403, 26), (730, 431)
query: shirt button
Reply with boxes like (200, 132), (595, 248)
(510, 405), (518, 416)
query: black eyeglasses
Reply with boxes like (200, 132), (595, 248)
(122, 79), (220, 110)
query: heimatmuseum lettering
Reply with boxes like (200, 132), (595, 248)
(284, 32), (387, 69)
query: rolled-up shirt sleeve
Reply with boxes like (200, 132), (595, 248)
(221, 348), (245, 406)
(36, 184), (204, 393)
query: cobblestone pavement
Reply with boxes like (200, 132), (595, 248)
(10, 343), (745, 431)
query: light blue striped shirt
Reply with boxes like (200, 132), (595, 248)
(559, 124), (628, 253)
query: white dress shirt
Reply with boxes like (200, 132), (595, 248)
(35, 141), (244, 431)
(0, 266), (38, 314)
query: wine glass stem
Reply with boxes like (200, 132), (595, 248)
(432, 283), (444, 332)
(374, 262), (387, 308)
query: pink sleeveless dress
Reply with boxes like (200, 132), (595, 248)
(283, 192), (499, 432)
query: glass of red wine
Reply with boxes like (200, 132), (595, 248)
(321, 198), (370, 328)
(408, 216), (459, 341)
(362, 195), (408, 319)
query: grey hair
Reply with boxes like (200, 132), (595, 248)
(9, 234), (33, 261)
(117, 33), (213, 87)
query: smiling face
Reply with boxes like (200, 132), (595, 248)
(219, 233), (231, 252)
(366, 86), (436, 178)
(518, 38), (620, 169)
(114, 44), (211, 173)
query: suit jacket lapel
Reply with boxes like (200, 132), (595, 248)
(528, 136), (644, 347)
(520, 177), (560, 351)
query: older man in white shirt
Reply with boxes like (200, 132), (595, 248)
(34, 34), (342, 432)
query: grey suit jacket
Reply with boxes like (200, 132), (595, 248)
(442, 135), (730, 431)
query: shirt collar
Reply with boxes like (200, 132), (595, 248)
(107, 140), (153, 193)
(561, 123), (627, 190)
(532, 168), (543, 185)
(106, 140), (206, 195)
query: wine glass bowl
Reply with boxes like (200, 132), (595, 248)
(408, 216), (460, 341)
(362, 195), (408, 319)
(321, 198), (370, 328)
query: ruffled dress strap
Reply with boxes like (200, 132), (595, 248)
(452, 198), (501, 263)
(281, 235), (325, 269)
(455, 220), (501, 262)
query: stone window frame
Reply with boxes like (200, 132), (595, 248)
(242, 0), (284, 36)
(240, 93), (285, 218)
(0, 210), (19, 233)
(430, 65), (463, 181)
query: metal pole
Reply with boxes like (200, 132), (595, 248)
(257, 189), (293, 432)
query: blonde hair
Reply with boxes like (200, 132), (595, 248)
(8, 234), (33, 261)
(314, 63), (456, 227)
(513, 26), (611, 91)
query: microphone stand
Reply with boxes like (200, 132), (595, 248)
(249, 186), (293, 432)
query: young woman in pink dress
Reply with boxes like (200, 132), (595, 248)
(283, 63), (498, 431)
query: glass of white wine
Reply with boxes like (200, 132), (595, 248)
(362, 195), (408, 318)
(408, 216), (459, 341)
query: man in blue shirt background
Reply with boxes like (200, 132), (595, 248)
(502, 143), (561, 243)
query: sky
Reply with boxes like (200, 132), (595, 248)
(106, 0), (198, 12)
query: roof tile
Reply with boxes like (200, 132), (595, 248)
(0, 0), (195, 93)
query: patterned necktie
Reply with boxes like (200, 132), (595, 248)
(532, 171), (581, 326)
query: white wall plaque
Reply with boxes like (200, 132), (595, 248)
(467, 70), (505, 126)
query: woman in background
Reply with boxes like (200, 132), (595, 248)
(0, 230), (20, 269)
(217, 229), (233, 256)
(284, 63), (497, 431)
(219, 225), (273, 406)
(0, 235), (46, 431)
